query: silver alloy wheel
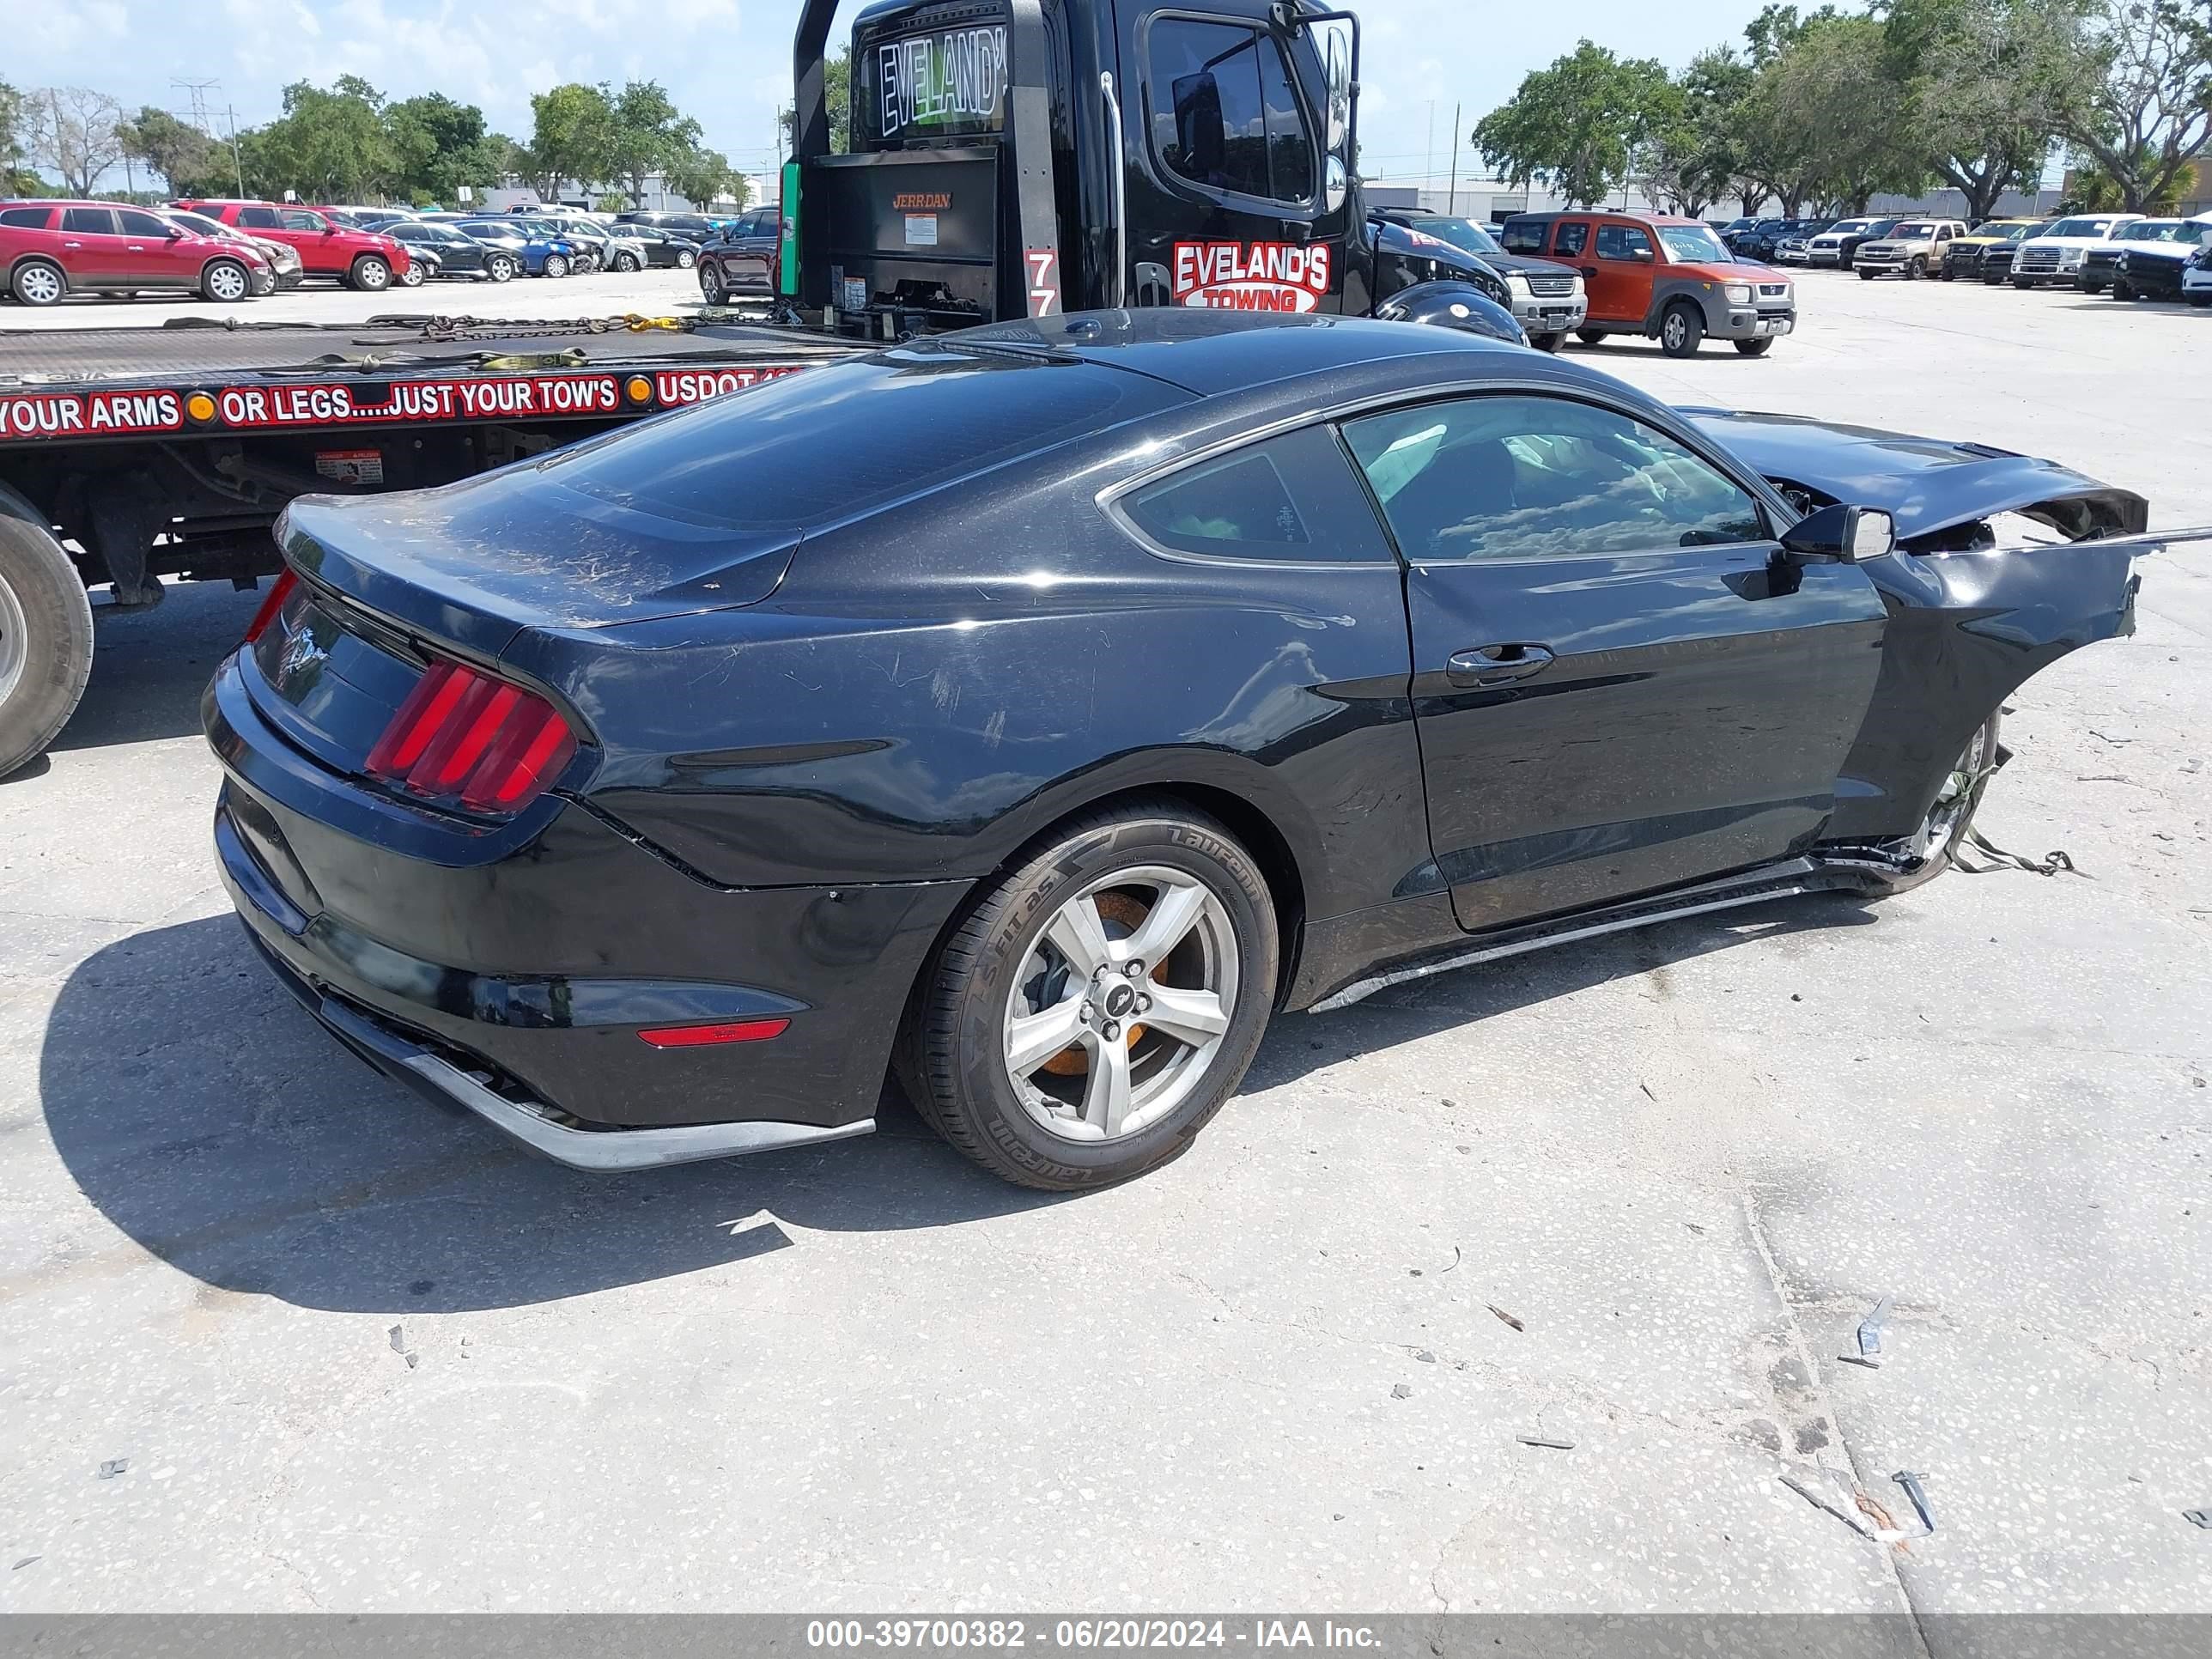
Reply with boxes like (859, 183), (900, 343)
(1911, 719), (2001, 862)
(1662, 310), (1688, 351)
(1003, 866), (1239, 1143)
(356, 257), (390, 290)
(204, 261), (247, 301)
(400, 261), (424, 287)
(16, 264), (63, 306)
(488, 255), (514, 283)
(678, 249), (696, 268)
(544, 253), (568, 278)
(0, 562), (26, 710)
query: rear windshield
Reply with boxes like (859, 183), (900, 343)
(1405, 217), (1504, 256)
(535, 347), (1186, 533)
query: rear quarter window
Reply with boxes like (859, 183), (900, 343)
(1498, 220), (1547, 254)
(1115, 426), (1395, 564)
(0, 207), (52, 228)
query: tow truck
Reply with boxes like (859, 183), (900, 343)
(0, 0), (1536, 774)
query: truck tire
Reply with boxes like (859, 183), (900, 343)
(11, 260), (67, 307)
(1983, 270), (2006, 286)
(2012, 276), (2033, 289)
(1529, 331), (1564, 353)
(1573, 327), (1606, 345)
(1906, 256), (1927, 279)
(1859, 267), (1877, 281)
(349, 254), (392, 292)
(200, 258), (252, 303)
(0, 512), (94, 777)
(1658, 301), (1704, 357)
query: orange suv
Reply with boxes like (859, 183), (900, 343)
(1497, 211), (1797, 357)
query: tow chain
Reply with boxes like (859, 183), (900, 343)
(1954, 829), (2087, 878)
(391, 313), (700, 344)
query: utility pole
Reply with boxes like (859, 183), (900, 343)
(1447, 102), (1461, 216)
(1425, 100), (1435, 204)
(225, 106), (245, 197)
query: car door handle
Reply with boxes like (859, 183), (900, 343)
(1447, 643), (1556, 687)
(63, 241), (82, 249)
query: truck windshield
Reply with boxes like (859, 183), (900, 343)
(1405, 217), (1505, 256)
(1656, 224), (1729, 263)
(2045, 219), (2108, 237)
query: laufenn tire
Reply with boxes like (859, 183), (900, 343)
(1863, 713), (2003, 898)
(0, 512), (94, 777)
(903, 801), (1279, 1191)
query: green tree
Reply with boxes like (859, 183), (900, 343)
(780, 49), (853, 155)
(250, 76), (399, 202)
(1888, 0), (2085, 222)
(387, 92), (505, 205)
(1472, 40), (1680, 206)
(524, 82), (615, 202)
(607, 80), (703, 207)
(114, 106), (216, 196)
(664, 146), (745, 211)
(1737, 14), (1929, 213)
(1645, 47), (1754, 216)
(1, 82), (39, 192)
(2054, 0), (2212, 210)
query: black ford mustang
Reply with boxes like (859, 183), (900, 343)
(207, 312), (2160, 1190)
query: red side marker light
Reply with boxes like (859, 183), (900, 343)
(636, 1018), (792, 1048)
(243, 569), (298, 643)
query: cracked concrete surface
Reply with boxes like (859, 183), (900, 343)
(0, 276), (2208, 1617)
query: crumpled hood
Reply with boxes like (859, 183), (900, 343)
(1683, 409), (2148, 544)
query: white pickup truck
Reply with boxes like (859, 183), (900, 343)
(2009, 213), (2146, 288)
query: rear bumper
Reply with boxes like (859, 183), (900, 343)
(205, 652), (963, 1145)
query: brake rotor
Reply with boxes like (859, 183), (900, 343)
(1040, 890), (1154, 1075)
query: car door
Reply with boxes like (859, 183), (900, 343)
(1114, 1), (1340, 313)
(1590, 222), (1657, 325)
(115, 206), (189, 285)
(277, 208), (339, 272)
(1549, 219), (1611, 317)
(1340, 391), (1888, 933)
(56, 205), (130, 288)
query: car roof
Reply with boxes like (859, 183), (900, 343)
(1504, 210), (1705, 227)
(948, 309), (1638, 404)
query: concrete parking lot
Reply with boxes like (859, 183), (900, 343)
(1, 271), (2207, 1617)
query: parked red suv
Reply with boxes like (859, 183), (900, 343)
(1497, 210), (1797, 357)
(0, 199), (271, 306)
(172, 200), (410, 290)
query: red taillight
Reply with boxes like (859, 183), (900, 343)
(243, 570), (297, 643)
(365, 658), (577, 815)
(635, 1018), (791, 1048)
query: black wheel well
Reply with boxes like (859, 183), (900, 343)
(903, 781), (1311, 1034)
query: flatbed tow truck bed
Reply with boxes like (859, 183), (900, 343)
(0, 312), (869, 773)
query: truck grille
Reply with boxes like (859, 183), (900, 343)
(1524, 272), (1577, 298)
(2017, 246), (2063, 272)
(1757, 283), (1789, 298)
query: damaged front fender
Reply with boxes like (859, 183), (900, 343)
(1827, 532), (2171, 842)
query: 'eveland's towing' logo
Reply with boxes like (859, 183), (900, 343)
(1172, 241), (1333, 312)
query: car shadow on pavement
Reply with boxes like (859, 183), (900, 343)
(49, 579), (263, 753)
(38, 915), (1069, 1317)
(39, 897), (1877, 1316)
(1244, 893), (1879, 1093)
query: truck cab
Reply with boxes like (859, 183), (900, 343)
(790, 0), (1513, 339)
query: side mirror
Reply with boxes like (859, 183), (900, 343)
(1634, 246), (1655, 263)
(166, 227), (185, 240)
(1783, 503), (1894, 564)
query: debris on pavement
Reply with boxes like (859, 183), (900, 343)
(1414, 1349), (1437, 1364)
(1779, 1470), (1911, 1543)
(1837, 1354), (1881, 1370)
(1894, 1471), (1936, 1534)
(1516, 1434), (1575, 1450)
(96, 1459), (129, 1480)
(11, 1558), (38, 1571)
(1487, 1304), (1524, 1332)
(1954, 830), (2085, 878)
(2185, 1509), (2210, 1529)
(1391, 1384), (1412, 1400)
(388, 1323), (406, 1354)
(1858, 1296), (1894, 1358)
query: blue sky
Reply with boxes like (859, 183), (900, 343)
(12, 1), (1784, 191)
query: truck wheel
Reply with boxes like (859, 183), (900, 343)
(0, 513), (94, 777)
(2011, 277), (2033, 290)
(2111, 279), (2135, 301)
(1983, 270), (2005, 286)
(1735, 337), (1774, 356)
(542, 253), (570, 279)
(1659, 301), (1704, 357)
(349, 255), (392, 292)
(699, 262), (725, 304)
(200, 258), (252, 303)
(1940, 265), (1956, 282)
(1529, 331), (1563, 353)
(485, 253), (516, 283)
(1858, 268), (1877, 281)
(2189, 294), (2210, 308)
(1572, 327), (1606, 345)
(11, 260), (67, 307)
(899, 799), (1279, 1191)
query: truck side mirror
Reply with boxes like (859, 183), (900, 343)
(1326, 155), (1347, 216)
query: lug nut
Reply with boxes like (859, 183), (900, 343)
(1125, 959), (1146, 978)
(1102, 1021), (1121, 1042)
(1079, 1005), (1093, 1024)
(1136, 994), (1152, 1012)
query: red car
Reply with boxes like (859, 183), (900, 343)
(1498, 210), (1797, 357)
(173, 200), (410, 291)
(0, 199), (272, 306)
